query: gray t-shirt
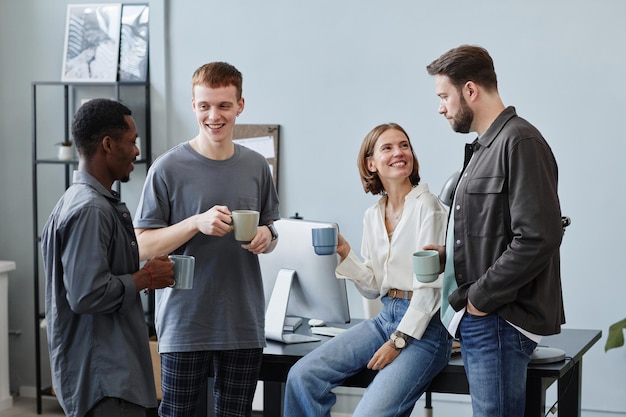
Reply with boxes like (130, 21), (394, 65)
(134, 142), (280, 351)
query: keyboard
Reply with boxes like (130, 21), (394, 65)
(281, 333), (320, 344)
(310, 326), (346, 337)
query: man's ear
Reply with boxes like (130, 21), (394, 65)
(464, 81), (478, 102)
(102, 136), (114, 154)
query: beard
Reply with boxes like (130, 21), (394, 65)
(451, 95), (474, 134)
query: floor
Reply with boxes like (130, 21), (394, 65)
(0, 397), (64, 417)
(0, 396), (265, 417)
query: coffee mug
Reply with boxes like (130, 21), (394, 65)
(311, 227), (338, 256)
(412, 250), (440, 283)
(169, 255), (195, 289)
(232, 210), (260, 242)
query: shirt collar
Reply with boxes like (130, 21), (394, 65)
(72, 170), (120, 201)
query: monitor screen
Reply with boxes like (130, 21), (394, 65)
(259, 218), (351, 327)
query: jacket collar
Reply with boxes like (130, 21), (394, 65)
(477, 106), (517, 149)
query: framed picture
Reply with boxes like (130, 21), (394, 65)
(119, 4), (149, 81)
(61, 3), (122, 82)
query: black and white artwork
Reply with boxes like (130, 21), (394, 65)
(61, 4), (122, 82)
(119, 4), (149, 81)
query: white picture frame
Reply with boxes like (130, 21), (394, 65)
(119, 4), (149, 82)
(61, 3), (122, 82)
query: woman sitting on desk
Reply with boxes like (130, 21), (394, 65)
(284, 123), (452, 416)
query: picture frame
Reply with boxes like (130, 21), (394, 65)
(61, 3), (122, 82)
(118, 4), (149, 82)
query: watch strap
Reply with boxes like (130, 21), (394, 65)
(265, 223), (278, 241)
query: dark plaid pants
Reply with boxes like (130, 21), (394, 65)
(158, 349), (263, 417)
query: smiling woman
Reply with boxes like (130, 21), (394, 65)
(283, 122), (451, 417)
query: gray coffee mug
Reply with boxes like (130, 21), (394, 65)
(412, 250), (440, 283)
(232, 210), (260, 242)
(169, 255), (195, 289)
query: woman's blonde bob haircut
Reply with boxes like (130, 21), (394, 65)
(357, 123), (421, 195)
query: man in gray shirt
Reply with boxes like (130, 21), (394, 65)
(41, 98), (175, 417)
(135, 62), (280, 417)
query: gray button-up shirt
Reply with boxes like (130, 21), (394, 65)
(42, 171), (157, 417)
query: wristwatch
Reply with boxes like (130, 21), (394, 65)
(265, 223), (278, 241)
(390, 331), (408, 350)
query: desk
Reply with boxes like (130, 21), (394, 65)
(256, 326), (601, 417)
(196, 325), (600, 417)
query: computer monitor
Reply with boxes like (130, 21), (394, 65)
(259, 218), (351, 343)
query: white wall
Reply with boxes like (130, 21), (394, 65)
(1, 0), (625, 414)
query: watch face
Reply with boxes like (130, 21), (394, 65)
(395, 337), (406, 349)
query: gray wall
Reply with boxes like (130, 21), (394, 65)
(1, 0), (625, 414)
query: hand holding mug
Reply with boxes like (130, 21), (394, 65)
(421, 244), (445, 274)
(336, 233), (351, 261)
(196, 205), (232, 236)
(141, 255), (175, 290)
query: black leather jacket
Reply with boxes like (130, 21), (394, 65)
(449, 106), (565, 336)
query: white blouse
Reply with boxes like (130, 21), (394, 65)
(336, 184), (448, 339)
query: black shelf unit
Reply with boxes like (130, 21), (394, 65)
(31, 80), (152, 414)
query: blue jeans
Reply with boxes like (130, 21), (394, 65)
(459, 312), (538, 417)
(284, 296), (451, 417)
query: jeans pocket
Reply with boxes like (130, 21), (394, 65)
(519, 333), (538, 356)
(465, 310), (490, 319)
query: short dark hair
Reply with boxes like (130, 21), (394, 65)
(71, 98), (132, 158)
(357, 123), (421, 195)
(192, 62), (243, 100)
(426, 45), (498, 92)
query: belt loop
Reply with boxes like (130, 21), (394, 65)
(389, 289), (397, 299)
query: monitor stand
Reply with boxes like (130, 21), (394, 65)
(529, 346), (566, 364)
(265, 268), (320, 344)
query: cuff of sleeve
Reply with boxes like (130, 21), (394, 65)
(119, 274), (138, 315)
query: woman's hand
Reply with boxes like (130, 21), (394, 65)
(336, 233), (351, 261)
(422, 244), (446, 274)
(366, 342), (400, 370)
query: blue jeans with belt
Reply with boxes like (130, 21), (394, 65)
(459, 312), (538, 417)
(284, 296), (451, 417)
